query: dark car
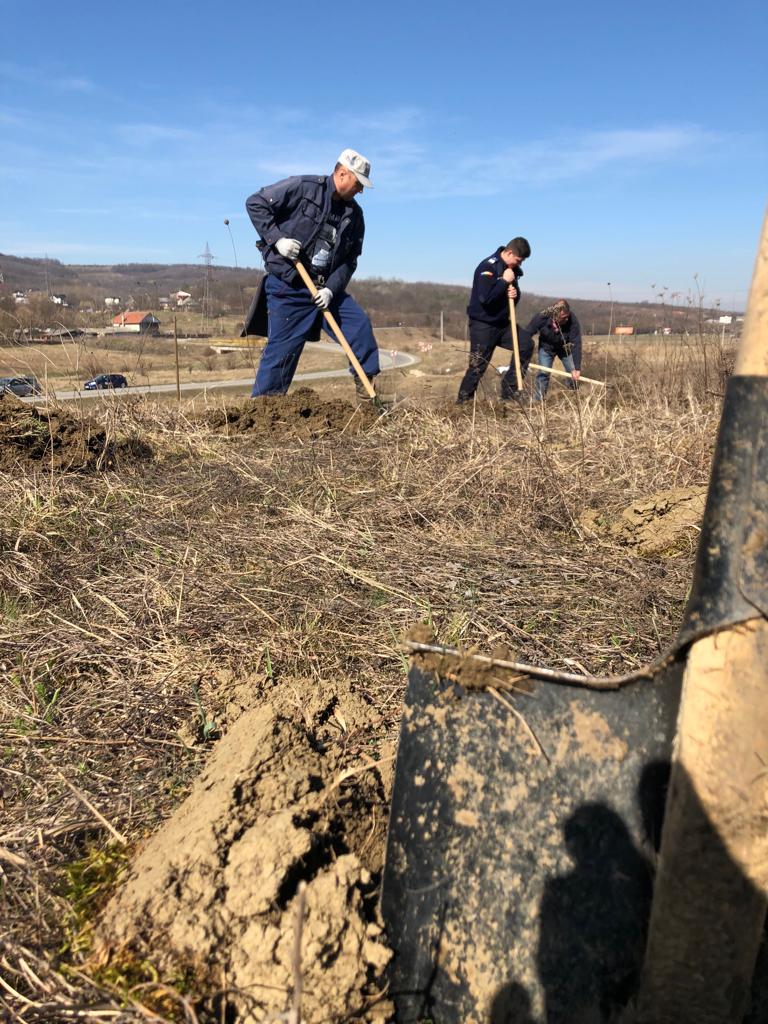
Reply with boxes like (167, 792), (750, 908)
(83, 373), (128, 390)
(0, 375), (41, 397)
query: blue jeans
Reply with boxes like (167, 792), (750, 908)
(535, 348), (576, 400)
(252, 275), (380, 396)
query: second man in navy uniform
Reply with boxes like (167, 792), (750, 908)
(244, 148), (380, 400)
(457, 237), (532, 404)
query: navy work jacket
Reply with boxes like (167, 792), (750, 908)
(246, 174), (365, 297)
(526, 311), (583, 370)
(466, 248), (523, 326)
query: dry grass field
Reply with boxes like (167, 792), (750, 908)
(0, 330), (734, 1022)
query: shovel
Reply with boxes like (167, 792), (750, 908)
(293, 260), (377, 400)
(508, 292), (524, 392)
(380, 211), (768, 1023)
(528, 362), (606, 386)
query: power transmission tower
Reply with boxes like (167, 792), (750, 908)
(199, 242), (215, 333)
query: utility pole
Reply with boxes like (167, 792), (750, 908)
(607, 281), (614, 338)
(174, 315), (181, 403)
(440, 310), (444, 343)
(199, 242), (215, 334)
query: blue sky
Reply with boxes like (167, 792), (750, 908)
(1, 0), (766, 306)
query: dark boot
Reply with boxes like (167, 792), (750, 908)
(354, 372), (378, 405)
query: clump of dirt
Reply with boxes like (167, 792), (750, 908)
(580, 487), (707, 557)
(405, 624), (533, 694)
(0, 393), (153, 472)
(207, 387), (379, 439)
(93, 677), (393, 1023)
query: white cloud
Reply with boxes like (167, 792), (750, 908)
(0, 60), (95, 93)
(374, 124), (727, 198)
(56, 77), (94, 92)
(114, 123), (203, 144)
(51, 207), (118, 216)
(6, 242), (172, 259)
(341, 108), (424, 136)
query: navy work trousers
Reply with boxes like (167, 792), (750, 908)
(457, 319), (533, 402)
(252, 275), (380, 397)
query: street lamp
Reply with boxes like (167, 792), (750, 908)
(224, 219), (239, 269)
(607, 282), (614, 338)
(225, 218), (247, 321)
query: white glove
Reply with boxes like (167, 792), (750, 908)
(313, 287), (333, 310)
(275, 237), (301, 259)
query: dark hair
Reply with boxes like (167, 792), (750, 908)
(505, 237), (531, 259)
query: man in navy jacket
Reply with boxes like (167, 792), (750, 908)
(244, 149), (380, 398)
(526, 299), (582, 400)
(457, 237), (532, 403)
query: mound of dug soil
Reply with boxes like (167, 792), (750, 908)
(94, 677), (394, 1023)
(581, 486), (707, 557)
(207, 387), (378, 439)
(0, 393), (152, 472)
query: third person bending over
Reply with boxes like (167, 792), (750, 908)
(526, 299), (582, 401)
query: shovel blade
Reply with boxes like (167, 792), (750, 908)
(381, 660), (683, 1023)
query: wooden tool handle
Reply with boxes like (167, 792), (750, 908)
(293, 261), (376, 398)
(735, 207), (768, 377)
(528, 362), (605, 386)
(508, 294), (523, 391)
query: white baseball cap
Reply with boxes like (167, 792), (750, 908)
(337, 148), (373, 188)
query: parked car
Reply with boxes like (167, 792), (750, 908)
(0, 375), (41, 397)
(83, 373), (128, 390)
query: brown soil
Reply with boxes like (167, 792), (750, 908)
(580, 486), (707, 557)
(94, 674), (394, 1023)
(0, 393), (153, 472)
(206, 387), (379, 439)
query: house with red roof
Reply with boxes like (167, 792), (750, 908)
(111, 311), (161, 334)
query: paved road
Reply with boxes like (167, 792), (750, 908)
(25, 343), (419, 403)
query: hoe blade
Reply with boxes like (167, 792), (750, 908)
(380, 658), (682, 1023)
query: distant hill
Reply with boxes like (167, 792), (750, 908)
(0, 252), (257, 303)
(0, 253), (732, 337)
